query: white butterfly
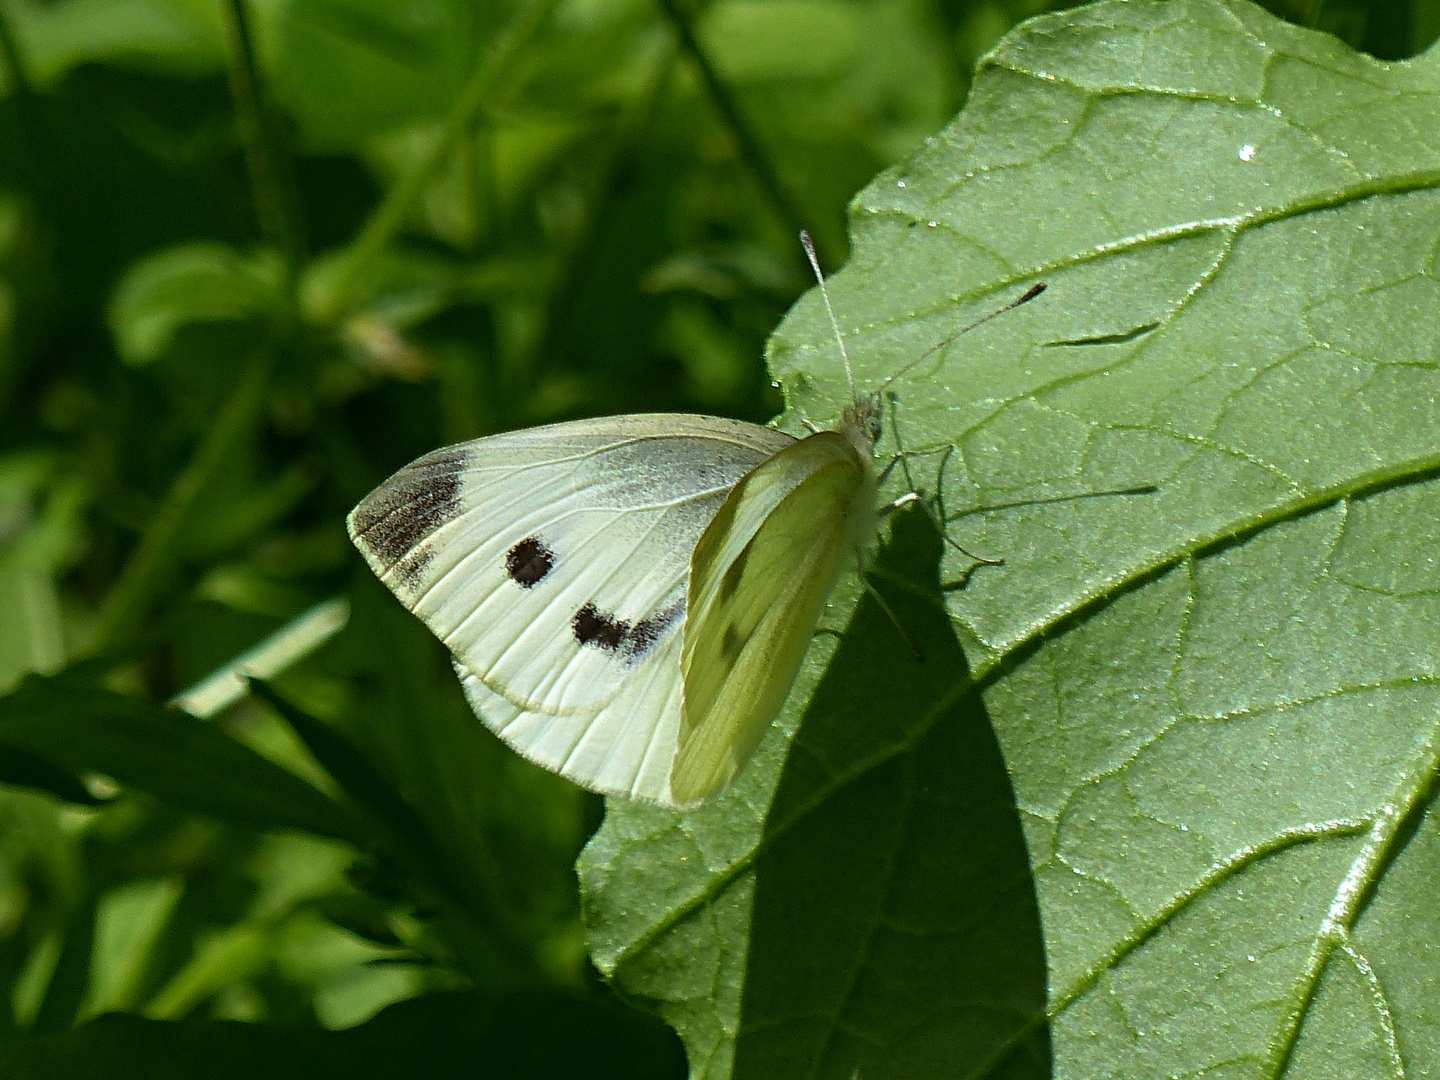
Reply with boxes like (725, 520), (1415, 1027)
(347, 240), (1043, 806)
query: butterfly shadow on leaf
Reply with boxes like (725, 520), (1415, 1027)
(735, 504), (1051, 1080)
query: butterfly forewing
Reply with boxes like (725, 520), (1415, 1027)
(672, 430), (876, 804)
(348, 414), (794, 801)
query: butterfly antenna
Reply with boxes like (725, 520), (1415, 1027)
(801, 230), (857, 404)
(880, 281), (1047, 392)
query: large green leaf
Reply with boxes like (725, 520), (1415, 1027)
(582, 1), (1440, 1076)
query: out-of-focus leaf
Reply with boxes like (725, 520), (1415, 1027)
(0, 989), (685, 1079)
(194, 564), (315, 619)
(663, 299), (752, 405)
(272, 909), (423, 1028)
(141, 832), (405, 1023)
(180, 460), (320, 558)
(696, 0), (960, 229)
(0, 786), (83, 932)
(316, 578), (593, 986)
(247, 678), (437, 868)
(107, 243), (286, 366)
(143, 921), (269, 1020)
(299, 247), (461, 328)
(269, 0), (483, 148)
(0, 676), (369, 845)
(4, 0), (225, 87)
(701, 0), (860, 82)
(0, 455), (86, 694)
(0, 748), (100, 806)
(84, 876), (184, 1018)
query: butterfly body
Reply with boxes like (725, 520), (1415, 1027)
(348, 409), (878, 806)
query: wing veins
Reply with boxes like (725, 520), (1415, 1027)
(468, 496), (693, 709)
(361, 431), (764, 575)
(402, 472), (740, 603)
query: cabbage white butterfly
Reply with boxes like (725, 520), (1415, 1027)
(347, 240), (1043, 806)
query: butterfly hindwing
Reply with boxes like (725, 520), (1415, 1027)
(671, 430), (877, 804)
(348, 414), (795, 801)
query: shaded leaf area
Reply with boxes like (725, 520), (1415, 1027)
(741, 508), (1049, 1079)
(0, 989), (685, 1080)
(585, 509), (1049, 1080)
(587, 2), (1440, 1077)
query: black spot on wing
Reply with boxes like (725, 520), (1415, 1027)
(572, 597), (685, 662)
(506, 536), (555, 588)
(350, 446), (469, 585)
(573, 603), (626, 651)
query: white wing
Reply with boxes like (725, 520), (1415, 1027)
(347, 413), (794, 802)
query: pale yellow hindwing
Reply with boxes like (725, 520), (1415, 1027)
(672, 430), (876, 804)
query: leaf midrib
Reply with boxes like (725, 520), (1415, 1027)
(608, 450), (1440, 979)
(1261, 711), (1440, 1075)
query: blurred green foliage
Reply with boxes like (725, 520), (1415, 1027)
(0, 0), (1432, 1074)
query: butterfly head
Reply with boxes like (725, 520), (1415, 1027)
(835, 390), (883, 457)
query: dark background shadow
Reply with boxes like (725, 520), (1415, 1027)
(736, 505), (1050, 1080)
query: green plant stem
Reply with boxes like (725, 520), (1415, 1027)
(87, 348), (274, 658)
(220, 0), (305, 285)
(656, 0), (813, 253)
(321, 0), (557, 320)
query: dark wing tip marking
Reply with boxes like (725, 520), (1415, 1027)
(349, 447), (469, 585)
(572, 598), (685, 663)
(506, 536), (556, 588)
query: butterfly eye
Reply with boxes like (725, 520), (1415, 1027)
(505, 536), (556, 588)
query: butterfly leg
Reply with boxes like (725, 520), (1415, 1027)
(858, 548), (924, 662)
(881, 391), (924, 496)
(875, 451), (1004, 572)
(876, 490), (920, 517)
(874, 469), (1004, 580)
(913, 495), (1005, 570)
(877, 395), (970, 523)
(885, 398), (1005, 572)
